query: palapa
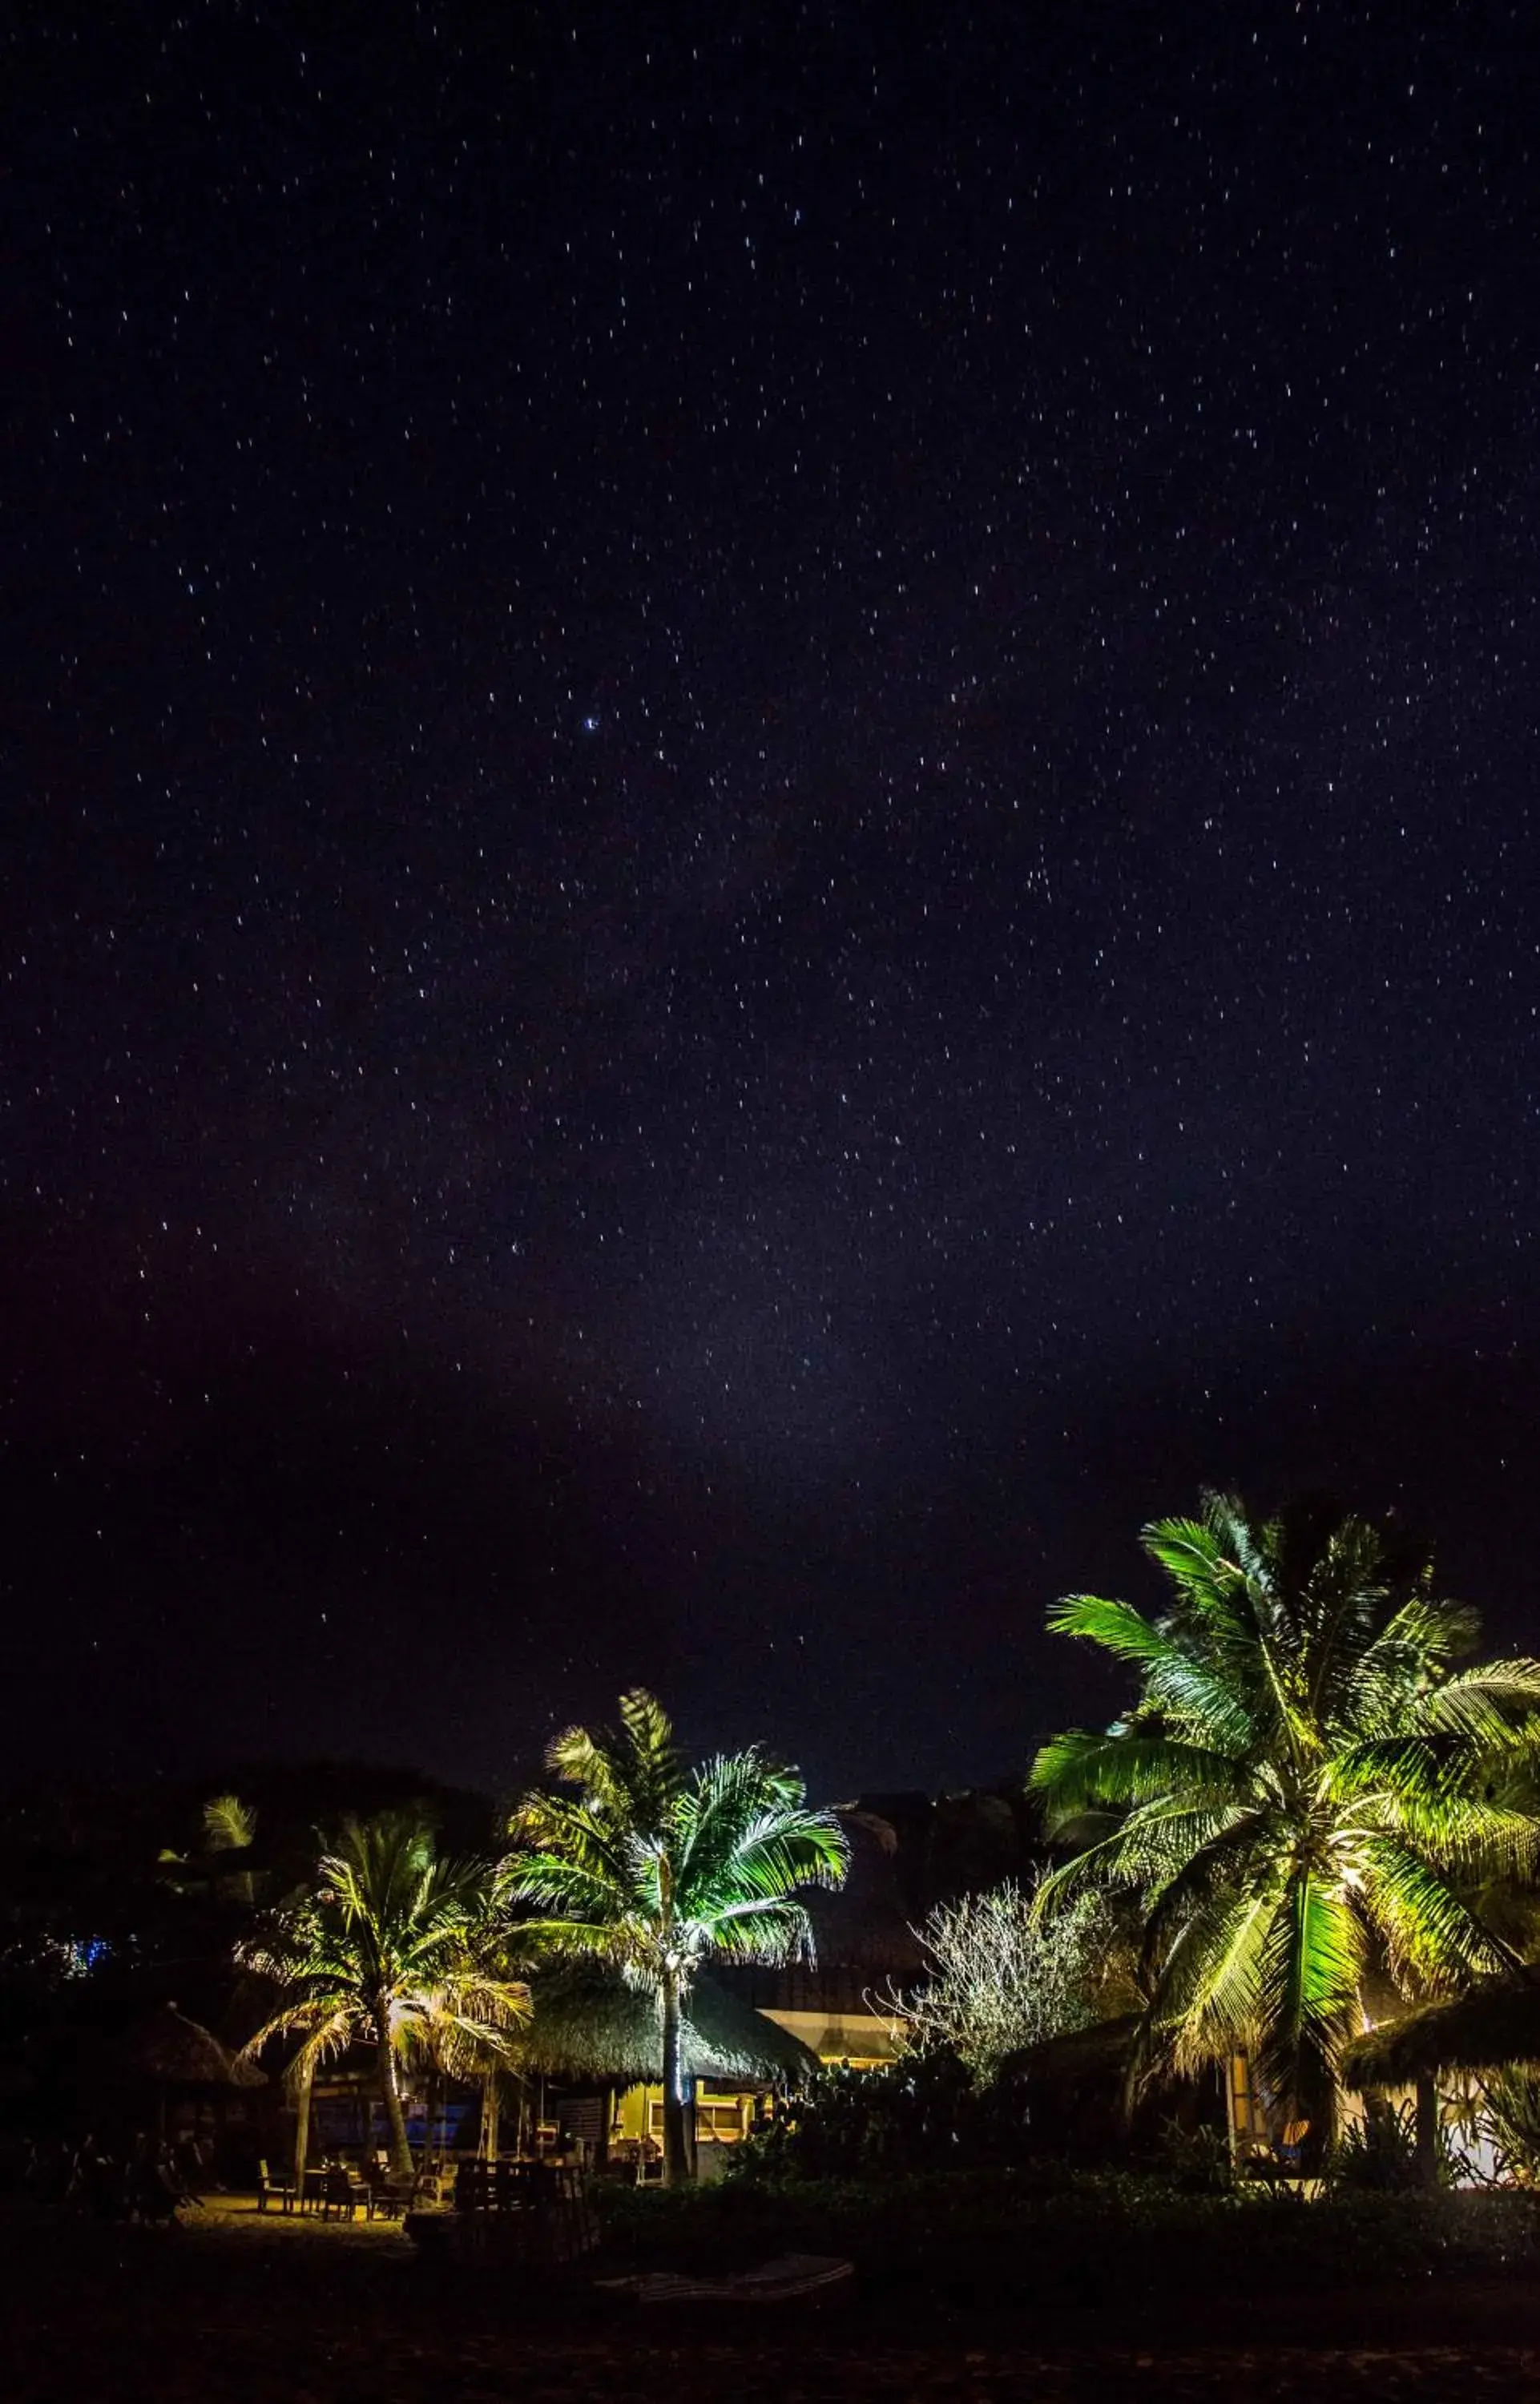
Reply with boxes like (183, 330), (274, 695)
(117, 2003), (265, 2088)
(1344, 1982), (1540, 2091)
(514, 1970), (817, 2087)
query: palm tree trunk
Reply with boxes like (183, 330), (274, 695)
(291, 2058), (313, 2194)
(660, 1967), (690, 2187)
(376, 1996), (412, 2178)
(422, 2059), (440, 2174)
(482, 2070), (500, 2160)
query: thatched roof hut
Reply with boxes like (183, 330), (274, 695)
(116, 2003), (265, 2089)
(514, 1972), (816, 2087)
(1344, 1982), (1540, 2091)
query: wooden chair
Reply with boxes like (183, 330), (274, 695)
(256, 2158), (297, 2216)
(367, 2168), (416, 2219)
(320, 2167), (364, 2221)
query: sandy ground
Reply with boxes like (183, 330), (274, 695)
(4, 2192), (1539, 2400)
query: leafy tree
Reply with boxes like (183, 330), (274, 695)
(1031, 1493), (1540, 2144)
(239, 1809), (527, 2181)
(888, 1875), (1135, 2084)
(499, 1689), (849, 2184)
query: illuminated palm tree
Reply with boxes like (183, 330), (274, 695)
(500, 1689), (849, 2184)
(1032, 1494), (1540, 2143)
(240, 1810), (528, 2182)
(159, 1792), (261, 1906)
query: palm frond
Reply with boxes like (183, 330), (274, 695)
(1355, 1835), (1516, 1987)
(1138, 1809), (1278, 1970)
(1043, 1595), (1253, 1747)
(204, 1793), (258, 1854)
(1153, 1870), (1288, 2074)
(1139, 1512), (1256, 1648)
(1251, 1874), (1364, 2123)
(545, 1690), (683, 1833)
(1409, 1662), (1540, 1748)
(500, 1692), (847, 1997)
(235, 1807), (510, 2095)
(1031, 1728), (1246, 1821)
(1034, 1801), (1249, 1911)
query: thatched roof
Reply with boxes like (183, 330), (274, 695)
(514, 1972), (816, 2087)
(1000, 2011), (1143, 2088)
(1344, 1982), (1540, 2091)
(117, 2003), (265, 2088)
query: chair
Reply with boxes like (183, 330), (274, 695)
(320, 2167), (364, 2221)
(366, 2164), (415, 2219)
(256, 2158), (297, 2216)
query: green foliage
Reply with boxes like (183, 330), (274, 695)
(1474, 2071), (1540, 2188)
(1328, 2098), (1471, 2193)
(1154, 2116), (1236, 2195)
(202, 1794), (257, 1856)
(726, 2054), (1004, 2182)
(238, 1809), (526, 2171)
(499, 1688), (848, 2183)
(1033, 1491), (1540, 2128)
(501, 1688), (849, 1988)
(595, 2165), (1540, 2305)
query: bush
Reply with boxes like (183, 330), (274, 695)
(725, 2054), (1228, 2186)
(1329, 2099), (1425, 2193)
(1153, 2117), (1236, 2196)
(595, 2165), (1540, 2309)
(1474, 2072), (1540, 2188)
(724, 2054), (1009, 2182)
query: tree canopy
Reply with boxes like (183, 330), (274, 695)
(499, 1688), (849, 2181)
(1032, 1493), (1540, 2136)
(240, 1809), (526, 2179)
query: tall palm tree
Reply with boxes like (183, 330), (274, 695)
(239, 1809), (528, 2182)
(1031, 1493), (1540, 2144)
(499, 1689), (849, 2184)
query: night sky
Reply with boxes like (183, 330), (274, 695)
(5, 2), (1539, 1804)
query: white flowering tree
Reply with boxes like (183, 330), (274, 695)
(889, 1877), (1129, 2084)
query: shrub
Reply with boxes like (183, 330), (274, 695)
(724, 2054), (1006, 2184)
(1474, 2072), (1540, 2188)
(595, 2165), (1540, 2308)
(1328, 2096), (1477, 2194)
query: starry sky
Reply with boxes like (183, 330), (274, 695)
(4, 1), (1539, 1803)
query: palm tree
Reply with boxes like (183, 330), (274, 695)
(499, 1689), (849, 2184)
(239, 1809), (528, 2182)
(1031, 1493), (1540, 2147)
(159, 1792), (261, 1906)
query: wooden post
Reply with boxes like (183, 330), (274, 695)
(1414, 2075), (1440, 2189)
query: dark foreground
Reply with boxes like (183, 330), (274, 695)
(5, 2198), (1539, 2401)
